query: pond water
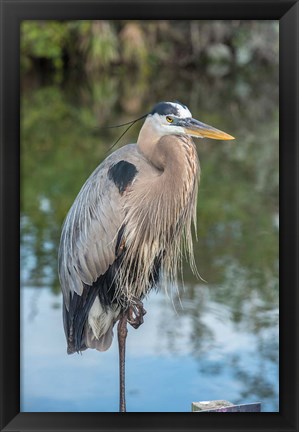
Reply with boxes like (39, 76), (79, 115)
(20, 41), (279, 412)
(21, 284), (278, 412)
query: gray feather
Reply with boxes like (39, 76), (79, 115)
(58, 144), (151, 350)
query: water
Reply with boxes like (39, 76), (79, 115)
(20, 26), (279, 411)
(21, 285), (278, 412)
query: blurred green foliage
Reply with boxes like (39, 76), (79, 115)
(21, 20), (279, 80)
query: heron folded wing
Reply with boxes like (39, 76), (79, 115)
(58, 144), (147, 353)
(58, 163), (125, 309)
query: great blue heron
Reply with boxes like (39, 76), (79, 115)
(58, 101), (234, 412)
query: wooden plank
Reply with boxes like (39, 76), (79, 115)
(192, 401), (261, 412)
(192, 400), (233, 412)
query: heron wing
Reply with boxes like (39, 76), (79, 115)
(58, 155), (126, 310)
(58, 144), (153, 353)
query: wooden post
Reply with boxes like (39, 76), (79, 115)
(192, 400), (261, 412)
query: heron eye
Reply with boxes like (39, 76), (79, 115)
(166, 116), (173, 123)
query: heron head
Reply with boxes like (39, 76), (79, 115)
(145, 101), (234, 141)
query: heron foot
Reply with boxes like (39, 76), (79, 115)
(127, 299), (146, 329)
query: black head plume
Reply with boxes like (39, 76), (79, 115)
(95, 112), (149, 153)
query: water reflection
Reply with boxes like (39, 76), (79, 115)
(21, 46), (278, 411)
(21, 286), (278, 412)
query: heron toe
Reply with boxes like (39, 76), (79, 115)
(127, 301), (147, 329)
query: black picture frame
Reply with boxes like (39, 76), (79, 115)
(0, 1), (298, 431)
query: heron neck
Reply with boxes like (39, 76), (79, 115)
(157, 136), (199, 207)
(139, 133), (196, 179)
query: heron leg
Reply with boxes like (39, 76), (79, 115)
(127, 298), (147, 329)
(117, 310), (128, 413)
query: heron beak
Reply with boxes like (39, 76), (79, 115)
(183, 118), (235, 140)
